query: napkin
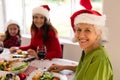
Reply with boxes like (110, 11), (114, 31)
(23, 66), (38, 76)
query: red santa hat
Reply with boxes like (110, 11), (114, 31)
(70, 0), (106, 42)
(32, 5), (50, 21)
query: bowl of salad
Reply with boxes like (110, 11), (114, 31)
(27, 69), (67, 80)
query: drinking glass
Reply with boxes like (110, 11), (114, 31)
(0, 41), (4, 54)
(37, 45), (46, 60)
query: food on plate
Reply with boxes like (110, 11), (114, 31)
(0, 60), (28, 73)
(0, 73), (19, 80)
(16, 50), (29, 58)
(0, 60), (12, 70)
(11, 61), (28, 71)
(12, 55), (25, 58)
(52, 77), (60, 80)
(32, 72), (43, 80)
(17, 49), (22, 55)
(32, 71), (60, 80)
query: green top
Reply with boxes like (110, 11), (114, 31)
(75, 46), (113, 80)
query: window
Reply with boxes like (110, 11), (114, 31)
(24, 0), (73, 38)
(4, 0), (23, 32)
(0, 0), (103, 39)
(0, 0), (4, 32)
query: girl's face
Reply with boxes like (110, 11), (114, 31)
(75, 23), (101, 52)
(33, 14), (45, 29)
(8, 24), (19, 36)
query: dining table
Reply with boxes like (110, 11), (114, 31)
(0, 48), (78, 80)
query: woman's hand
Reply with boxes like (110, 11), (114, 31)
(27, 49), (39, 59)
(48, 64), (65, 73)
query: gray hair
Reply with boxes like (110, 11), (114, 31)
(94, 25), (109, 45)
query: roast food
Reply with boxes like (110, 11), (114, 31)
(16, 49), (23, 55)
(32, 71), (60, 80)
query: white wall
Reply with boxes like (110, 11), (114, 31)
(63, 43), (82, 61)
(21, 36), (30, 46)
(103, 0), (120, 80)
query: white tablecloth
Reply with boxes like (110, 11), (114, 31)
(0, 48), (11, 60)
(28, 59), (78, 80)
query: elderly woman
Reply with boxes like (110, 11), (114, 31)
(48, 0), (113, 80)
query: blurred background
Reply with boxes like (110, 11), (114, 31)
(0, 0), (102, 39)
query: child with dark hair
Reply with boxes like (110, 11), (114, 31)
(3, 20), (21, 48)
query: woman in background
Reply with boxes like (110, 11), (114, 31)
(48, 0), (113, 80)
(10, 5), (62, 60)
(3, 20), (21, 48)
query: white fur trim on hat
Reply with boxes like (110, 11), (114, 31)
(32, 6), (49, 21)
(5, 20), (20, 30)
(74, 13), (106, 26)
(72, 13), (106, 43)
(6, 20), (19, 26)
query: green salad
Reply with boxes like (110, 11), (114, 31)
(11, 62), (28, 71)
(40, 72), (54, 80)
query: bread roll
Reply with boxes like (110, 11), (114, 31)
(17, 49), (22, 54)
(32, 72), (43, 80)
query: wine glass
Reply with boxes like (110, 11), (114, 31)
(0, 41), (4, 54)
(37, 45), (46, 60)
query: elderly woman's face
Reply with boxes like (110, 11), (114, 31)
(74, 23), (101, 50)
(33, 14), (45, 29)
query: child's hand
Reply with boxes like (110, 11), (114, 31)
(9, 47), (18, 53)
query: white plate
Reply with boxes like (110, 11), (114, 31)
(0, 71), (20, 80)
(10, 61), (29, 74)
(11, 52), (35, 62)
(27, 69), (68, 80)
